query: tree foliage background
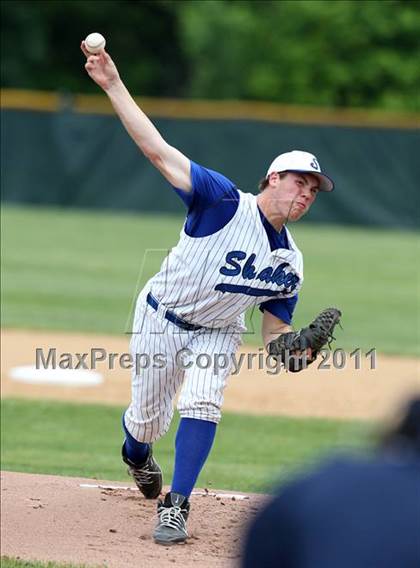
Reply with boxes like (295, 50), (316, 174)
(1, 0), (419, 110)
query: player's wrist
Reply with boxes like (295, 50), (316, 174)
(103, 75), (123, 96)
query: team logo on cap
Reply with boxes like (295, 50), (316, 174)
(310, 158), (320, 171)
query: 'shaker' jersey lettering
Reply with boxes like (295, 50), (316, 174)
(149, 189), (303, 330)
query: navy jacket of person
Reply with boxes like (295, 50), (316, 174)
(243, 400), (420, 568)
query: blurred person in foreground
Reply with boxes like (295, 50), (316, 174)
(242, 397), (420, 568)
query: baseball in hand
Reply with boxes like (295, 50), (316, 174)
(85, 33), (106, 54)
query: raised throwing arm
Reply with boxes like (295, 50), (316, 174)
(81, 42), (192, 191)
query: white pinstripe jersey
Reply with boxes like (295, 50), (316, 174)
(149, 190), (303, 330)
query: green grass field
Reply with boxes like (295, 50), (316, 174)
(2, 205), (419, 355)
(1, 399), (370, 494)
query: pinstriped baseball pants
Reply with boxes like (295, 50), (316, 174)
(124, 290), (242, 443)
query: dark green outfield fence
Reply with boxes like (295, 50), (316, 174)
(1, 99), (419, 229)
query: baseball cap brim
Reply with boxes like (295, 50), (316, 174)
(288, 169), (334, 192)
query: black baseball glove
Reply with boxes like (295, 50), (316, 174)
(268, 307), (342, 372)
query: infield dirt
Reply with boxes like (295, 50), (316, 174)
(2, 328), (419, 420)
(1, 471), (265, 568)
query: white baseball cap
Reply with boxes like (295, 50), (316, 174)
(266, 150), (334, 192)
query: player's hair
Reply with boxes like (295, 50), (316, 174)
(258, 172), (288, 192)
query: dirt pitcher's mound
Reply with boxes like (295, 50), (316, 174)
(1, 471), (266, 568)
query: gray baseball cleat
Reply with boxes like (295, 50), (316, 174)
(122, 444), (162, 499)
(153, 492), (190, 545)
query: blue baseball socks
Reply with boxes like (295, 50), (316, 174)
(171, 417), (217, 499)
(122, 415), (217, 498)
(122, 414), (150, 464)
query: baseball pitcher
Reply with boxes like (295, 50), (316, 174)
(81, 41), (341, 545)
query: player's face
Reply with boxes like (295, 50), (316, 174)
(274, 172), (319, 221)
